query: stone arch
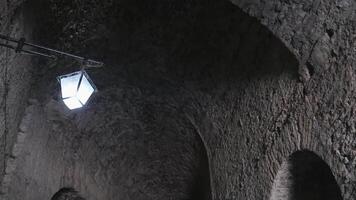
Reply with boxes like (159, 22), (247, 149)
(190, 130), (212, 200)
(3, 0), (301, 200)
(51, 187), (85, 200)
(270, 150), (343, 200)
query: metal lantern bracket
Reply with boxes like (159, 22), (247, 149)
(15, 37), (25, 53)
(0, 33), (102, 110)
(0, 33), (104, 67)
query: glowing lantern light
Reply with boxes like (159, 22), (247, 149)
(57, 70), (97, 110)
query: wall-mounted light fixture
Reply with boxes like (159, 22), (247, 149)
(0, 33), (103, 110)
(58, 70), (97, 110)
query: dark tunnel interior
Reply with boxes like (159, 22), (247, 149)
(270, 150), (343, 200)
(5, 0), (351, 200)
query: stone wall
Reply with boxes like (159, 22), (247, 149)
(230, 0), (356, 198)
(0, 0), (35, 191)
(1, 0), (356, 200)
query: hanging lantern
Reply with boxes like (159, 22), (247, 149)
(57, 70), (97, 110)
(0, 33), (103, 110)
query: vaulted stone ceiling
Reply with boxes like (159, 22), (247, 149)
(0, 0), (355, 200)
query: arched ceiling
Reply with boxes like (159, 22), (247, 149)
(0, 0), (355, 200)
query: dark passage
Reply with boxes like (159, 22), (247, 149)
(270, 150), (343, 200)
(290, 151), (343, 200)
(51, 188), (85, 200)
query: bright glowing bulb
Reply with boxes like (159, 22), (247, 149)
(58, 70), (97, 110)
(63, 97), (83, 110)
(77, 74), (94, 105)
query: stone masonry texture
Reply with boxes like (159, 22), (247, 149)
(0, 0), (355, 200)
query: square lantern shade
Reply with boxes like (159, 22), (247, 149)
(57, 70), (97, 110)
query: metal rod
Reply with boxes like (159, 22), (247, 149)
(0, 34), (18, 43)
(0, 42), (57, 59)
(0, 42), (15, 50)
(0, 33), (103, 66)
(22, 49), (57, 59)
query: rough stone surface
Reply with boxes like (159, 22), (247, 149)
(0, 0), (35, 188)
(0, 0), (355, 200)
(229, 0), (356, 199)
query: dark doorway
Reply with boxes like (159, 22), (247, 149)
(270, 150), (343, 200)
(51, 188), (85, 200)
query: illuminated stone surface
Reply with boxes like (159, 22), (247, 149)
(0, 0), (355, 200)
